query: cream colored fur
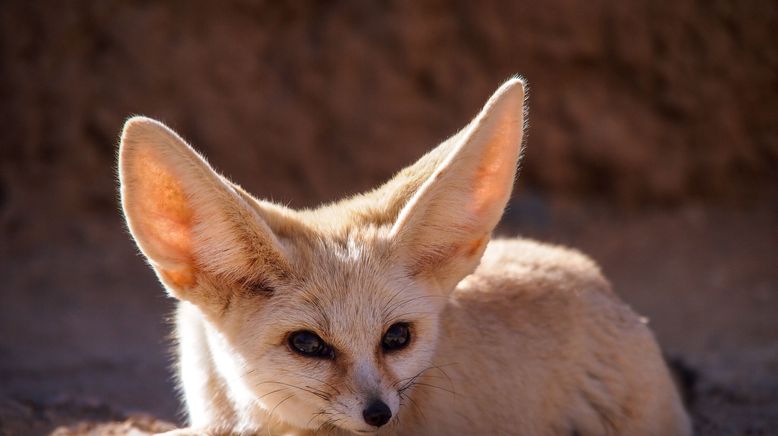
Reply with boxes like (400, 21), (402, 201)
(118, 77), (691, 435)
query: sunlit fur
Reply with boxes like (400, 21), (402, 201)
(118, 78), (691, 435)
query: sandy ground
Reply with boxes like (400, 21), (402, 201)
(1, 196), (776, 435)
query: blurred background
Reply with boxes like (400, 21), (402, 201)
(0, 1), (776, 434)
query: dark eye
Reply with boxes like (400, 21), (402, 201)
(288, 331), (334, 359)
(382, 323), (411, 351)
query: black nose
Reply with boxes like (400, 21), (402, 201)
(362, 399), (392, 427)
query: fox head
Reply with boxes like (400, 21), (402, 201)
(119, 78), (526, 433)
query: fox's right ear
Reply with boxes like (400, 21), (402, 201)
(118, 117), (289, 306)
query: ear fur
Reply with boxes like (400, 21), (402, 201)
(118, 117), (289, 303)
(390, 78), (527, 291)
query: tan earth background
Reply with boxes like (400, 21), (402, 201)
(1, 1), (776, 435)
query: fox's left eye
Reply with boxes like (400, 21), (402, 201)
(382, 322), (411, 351)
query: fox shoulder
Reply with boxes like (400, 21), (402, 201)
(458, 238), (612, 299)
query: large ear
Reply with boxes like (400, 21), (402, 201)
(389, 78), (527, 292)
(118, 117), (290, 305)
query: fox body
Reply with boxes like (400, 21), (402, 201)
(119, 78), (691, 435)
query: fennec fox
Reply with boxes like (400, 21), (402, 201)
(119, 78), (691, 435)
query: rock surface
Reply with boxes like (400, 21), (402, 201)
(1, 0), (776, 219)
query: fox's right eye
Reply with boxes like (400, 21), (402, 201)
(288, 331), (335, 359)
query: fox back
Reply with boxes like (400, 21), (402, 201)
(118, 78), (691, 435)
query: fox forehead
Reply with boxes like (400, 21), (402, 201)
(263, 233), (424, 345)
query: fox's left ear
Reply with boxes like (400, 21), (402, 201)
(390, 78), (527, 292)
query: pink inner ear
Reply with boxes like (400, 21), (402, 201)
(470, 129), (516, 221)
(129, 147), (194, 264)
